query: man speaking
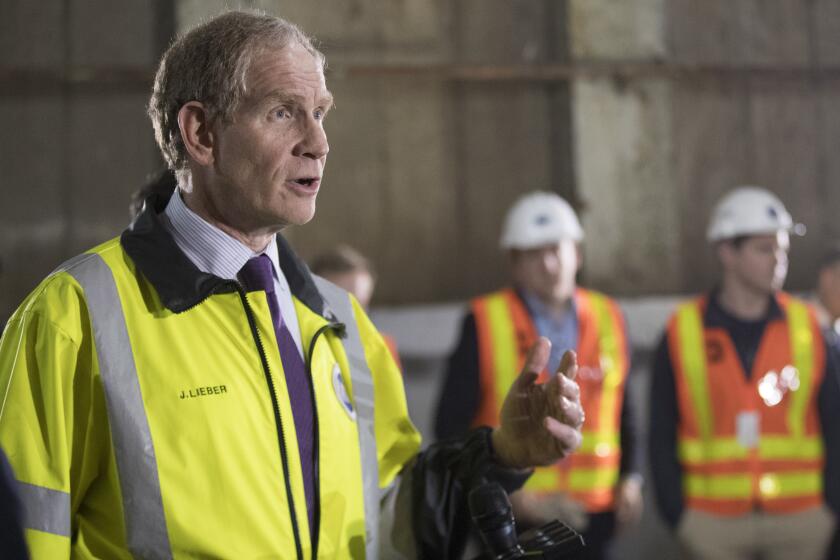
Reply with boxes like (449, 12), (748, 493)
(0, 11), (584, 559)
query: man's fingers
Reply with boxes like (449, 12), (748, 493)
(525, 337), (551, 373)
(556, 350), (578, 380)
(511, 371), (539, 393)
(543, 416), (582, 453)
(560, 396), (585, 428)
(553, 372), (580, 401)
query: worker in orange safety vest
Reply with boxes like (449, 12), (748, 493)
(649, 186), (840, 560)
(434, 191), (643, 560)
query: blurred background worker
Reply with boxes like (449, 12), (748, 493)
(435, 191), (642, 560)
(814, 243), (840, 349)
(813, 244), (840, 560)
(649, 186), (840, 560)
(310, 245), (377, 309)
(310, 245), (402, 369)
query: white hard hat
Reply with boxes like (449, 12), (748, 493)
(500, 191), (583, 250)
(706, 186), (804, 242)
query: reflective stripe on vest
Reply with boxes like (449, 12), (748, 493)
(475, 290), (531, 424)
(679, 435), (823, 464)
(683, 470), (821, 500)
(673, 297), (823, 512)
(16, 480), (71, 537)
(313, 277), (379, 559)
(786, 300), (814, 442)
(64, 253), (173, 559)
(587, 292), (625, 461)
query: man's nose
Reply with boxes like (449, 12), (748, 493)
(295, 119), (329, 159)
(542, 251), (560, 273)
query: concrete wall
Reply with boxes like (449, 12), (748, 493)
(0, 0), (171, 323)
(3, 1), (838, 321)
(175, 0), (577, 308)
(569, 0), (840, 296)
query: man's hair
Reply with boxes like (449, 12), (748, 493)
(148, 10), (324, 184)
(310, 245), (375, 278)
(722, 235), (750, 250)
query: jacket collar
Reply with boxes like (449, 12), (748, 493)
(121, 190), (329, 317)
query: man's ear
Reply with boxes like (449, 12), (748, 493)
(717, 241), (736, 269)
(178, 101), (215, 167)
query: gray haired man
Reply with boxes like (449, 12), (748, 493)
(0, 11), (584, 558)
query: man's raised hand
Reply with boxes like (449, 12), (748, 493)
(491, 337), (584, 469)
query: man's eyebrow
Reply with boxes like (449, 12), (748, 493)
(260, 91), (335, 110)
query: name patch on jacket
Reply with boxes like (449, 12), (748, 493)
(179, 385), (228, 400)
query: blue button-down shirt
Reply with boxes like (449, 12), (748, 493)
(520, 289), (578, 374)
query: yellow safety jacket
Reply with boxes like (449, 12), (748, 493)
(669, 293), (825, 516)
(0, 209), (420, 558)
(470, 288), (629, 512)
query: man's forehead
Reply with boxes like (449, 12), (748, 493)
(245, 43), (329, 97)
(744, 232), (788, 247)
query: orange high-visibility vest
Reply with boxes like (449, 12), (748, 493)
(668, 293), (826, 516)
(471, 288), (629, 512)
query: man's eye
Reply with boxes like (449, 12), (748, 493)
(314, 109), (324, 120)
(273, 108), (290, 119)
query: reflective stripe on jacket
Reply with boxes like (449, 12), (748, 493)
(668, 293), (825, 516)
(0, 223), (420, 559)
(470, 288), (629, 512)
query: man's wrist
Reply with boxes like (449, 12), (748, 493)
(489, 427), (532, 473)
(472, 427), (532, 493)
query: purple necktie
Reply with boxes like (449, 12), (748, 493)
(238, 254), (316, 530)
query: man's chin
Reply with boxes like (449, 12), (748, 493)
(551, 287), (575, 303)
(274, 201), (317, 228)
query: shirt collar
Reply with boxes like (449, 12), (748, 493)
(705, 287), (784, 326)
(163, 190), (286, 289)
(518, 287), (577, 325)
(122, 189), (329, 316)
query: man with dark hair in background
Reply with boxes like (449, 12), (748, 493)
(813, 242), (840, 560)
(649, 187), (840, 560)
(310, 245), (377, 310)
(310, 245), (402, 368)
(814, 243), (840, 348)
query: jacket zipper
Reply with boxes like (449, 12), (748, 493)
(193, 282), (343, 559)
(305, 322), (345, 559)
(235, 285), (305, 560)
